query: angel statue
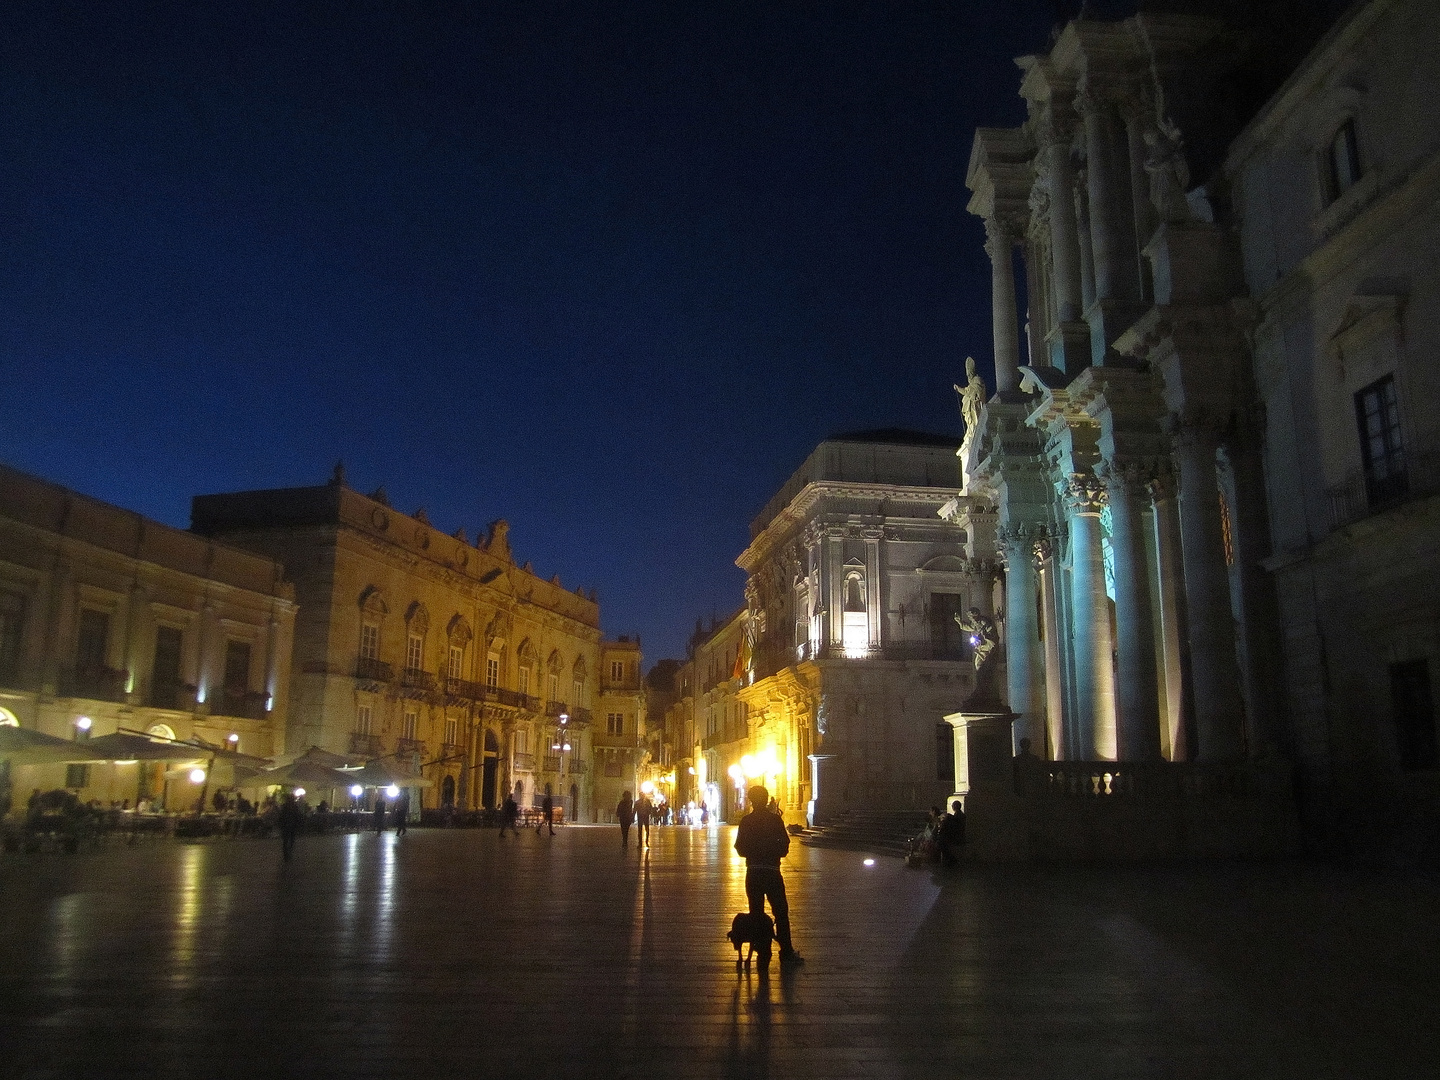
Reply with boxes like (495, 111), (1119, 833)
(956, 607), (998, 672)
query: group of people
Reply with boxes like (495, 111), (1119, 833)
(909, 800), (966, 866)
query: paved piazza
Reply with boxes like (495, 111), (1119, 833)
(1, 826), (1436, 1079)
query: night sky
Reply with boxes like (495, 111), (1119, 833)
(1, 1), (1078, 664)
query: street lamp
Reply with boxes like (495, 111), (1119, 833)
(189, 768), (206, 784)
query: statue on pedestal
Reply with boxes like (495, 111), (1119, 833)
(956, 606), (1005, 711)
(954, 357), (988, 495)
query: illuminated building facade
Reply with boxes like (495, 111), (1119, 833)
(665, 610), (748, 821)
(0, 463), (296, 807)
(735, 432), (991, 823)
(192, 468), (602, 818)
(593, 636), (646, 821)
(958, 0), (1439, 849)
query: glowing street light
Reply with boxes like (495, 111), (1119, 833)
(350, 784), (364, 799)
(385, 784), (400, 798)
(227, 732), (240, 746)
(294, 788), (306, 798)
(640, 780), (654, 795)
(188, 768), (206, 784)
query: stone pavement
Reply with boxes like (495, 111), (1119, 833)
(1, 824), (1437, 1079)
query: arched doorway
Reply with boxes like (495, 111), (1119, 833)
(481, 730), (499, 809)
(570, 782), (579, 823)
(441, 774), (456, 808)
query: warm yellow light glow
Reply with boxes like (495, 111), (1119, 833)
(114, 759), (139, 765)
(697, 759), (707, 785)
(294, 787), (306, 798)
(740, 754), (758, 778)
(727, 763), (743, 783)
(227, 732), (240, 744)
(385, 784), (401, 798)
(640, 780), (654, 795)
(687, 766), (696, 775)
(350, 784), (364, 798)
(75, 716), (92, 731)
(188, 768), (206, 784)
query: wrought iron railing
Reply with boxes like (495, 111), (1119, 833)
(60, 666), (129, 703)
(349, 732), (383, 756)
(148, 680), (195, 711)
(513, 752), (535, 771)
(1327, 446), (1438, 529)
(546, 700), (569, 718)
(215, 688), (269, 720)
(399, 667), (437, 692)
(491, 688), (530, 708)
(354, 656), (394, 682)
(444, 677), (486, 701)
(396, 737), (426, 758)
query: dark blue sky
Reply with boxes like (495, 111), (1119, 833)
(0, 0), (1065, 664)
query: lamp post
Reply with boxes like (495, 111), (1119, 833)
(552, 712), (571, 824)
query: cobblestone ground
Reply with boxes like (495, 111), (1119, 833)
(1, 824), (1437, 1079)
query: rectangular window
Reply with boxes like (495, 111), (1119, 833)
(1355, 375), (1407, 507)
(1326, 118), (1361, 201)
(1390, 659), (1437, 771)
(448, 645), (465, 680)
(359, 623), (379, 661)
(65, 763), (90, 790)
(607, 712), (623, 736)
(518, 666), (531, 695)
(356, 704), (373, 735)
(929, 593), (967, 660)
(402, 710), (418, 741)
(406, 633), (424, 673)
(0, 591), (25, 684)
(610, 659), (624, 682)
(76, 609), (110, 671)
(547, 672), (559, 701)
(224, 640), (252, 693)
(516, 727), (529, 754)
(572, 677), (585, 706)
(152, 625), (183, 685)
(486, 655), (500, 690)
(444, 717), (458, 747)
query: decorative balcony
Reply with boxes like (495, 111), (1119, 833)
(399, 667), (437, 695)
(570, 706), (593, 726)
(443, 677), (486, 701)
(491, 688), (531, 709)
(545, 700), (568, 718)
(569, 759), (588, 776)
(439, 742), (463, 760)
(543, 755), (562, 773)
(1327, 446), (1437, 529)
(349, 732), (383, 757)
(354, 656), (394, 682)
(148, 679), (195, 711)
(60, 666), (129, 703)
(513, 752), (535, 772)
(396, 737), (426, 758)
(215, 688), (269, 720)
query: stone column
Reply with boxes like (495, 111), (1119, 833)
(1102, 465), (1163, 760)
(1121, 94), (1157, 301)
(1074, 170), (1096, 313)
(1076, 86), (1142, 306)
(999, 525), (1046, 755)
(826, 531), (843, 654)
(984, 217), (1021, 394)
(863, 530), (882, 650)
(1063, 476), (1117, 760)
(1147, 473), (1187, 759)
(1173, 420), (1246, 760)
(1039, 134), (1084, 325)
(1036, 536), (1066, 760)
(125, 582), (152, 703)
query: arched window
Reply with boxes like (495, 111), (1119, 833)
(842, 566), (869, 657)
(571, 656), (588, 708)
(404, 602), (430, 674)
(546, 650), (563, 703)
(517, 639), (537, 697)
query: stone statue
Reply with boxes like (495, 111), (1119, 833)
(956, 607), (997, 672)
(955, 357), (986, 436)
(956, 606), (1004, 711)
(1143, 117), (1191, 223)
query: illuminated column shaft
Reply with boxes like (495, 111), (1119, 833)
(1105, 467), (1162, 760)
(1037, 541), (1067, 759)
(1000, 527), (1045, 753)
(1064, 477), (1116, 760)
(1175, 422), (1245, 761)
(985, 217), (1021, 394)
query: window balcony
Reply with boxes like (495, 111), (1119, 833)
(491, 688), (531, 709)
(214, 687), (269, 720)
(60, 666), (129, 703)
(570, 706), (593, 726)
(354, 656), (394, 682)
(1326, 446), (1437, 530)
(439, 742), (463, 759)
(513, 752), (535, 772)
(545, 700), (569, 718)
(148, 679), (196, 711)
(399, 667), (437, 693)
(349, 732), (383, 757)
(443, 677), (486, 701)
(396, 737), (425, 758)
(543, 755), (562, 773)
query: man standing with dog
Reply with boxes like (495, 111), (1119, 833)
(734, 784), (804, 966)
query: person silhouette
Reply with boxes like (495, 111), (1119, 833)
(735, 785), (803, 966)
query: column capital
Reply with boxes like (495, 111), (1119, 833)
(983, 215), (1019, 257)
(1145, 464), (1179, 503)
(1098, 458), (1163, 500)
(1061, 473), (1108, 517)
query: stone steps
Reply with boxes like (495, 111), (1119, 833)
(800, 810), (929, 857)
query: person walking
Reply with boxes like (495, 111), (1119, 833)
(395, 788), (410, 836)
(500, 792), (520, 837)
(539, 792), (555, 836)
(616, 791), (634, 848)
(373, 795), (387, 835)
(635, 791), (653, 848)
(278, 791), (302, 862)
(735, 784), (803, 966)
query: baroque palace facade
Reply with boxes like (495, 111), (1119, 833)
(960, 0), (1438, 848)
(0, 463), (297, 807)
(193, 468), (634, 821)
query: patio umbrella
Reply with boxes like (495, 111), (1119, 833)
(241, 760), (354, 791)
(351, 759), (433, 789)
(0, 725), (107, 765)
(78, 733), (214, 763)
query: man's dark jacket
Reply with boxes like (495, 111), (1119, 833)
(734, 808), (790, 869)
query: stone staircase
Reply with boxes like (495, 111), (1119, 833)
(799, 810), (929, 858)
